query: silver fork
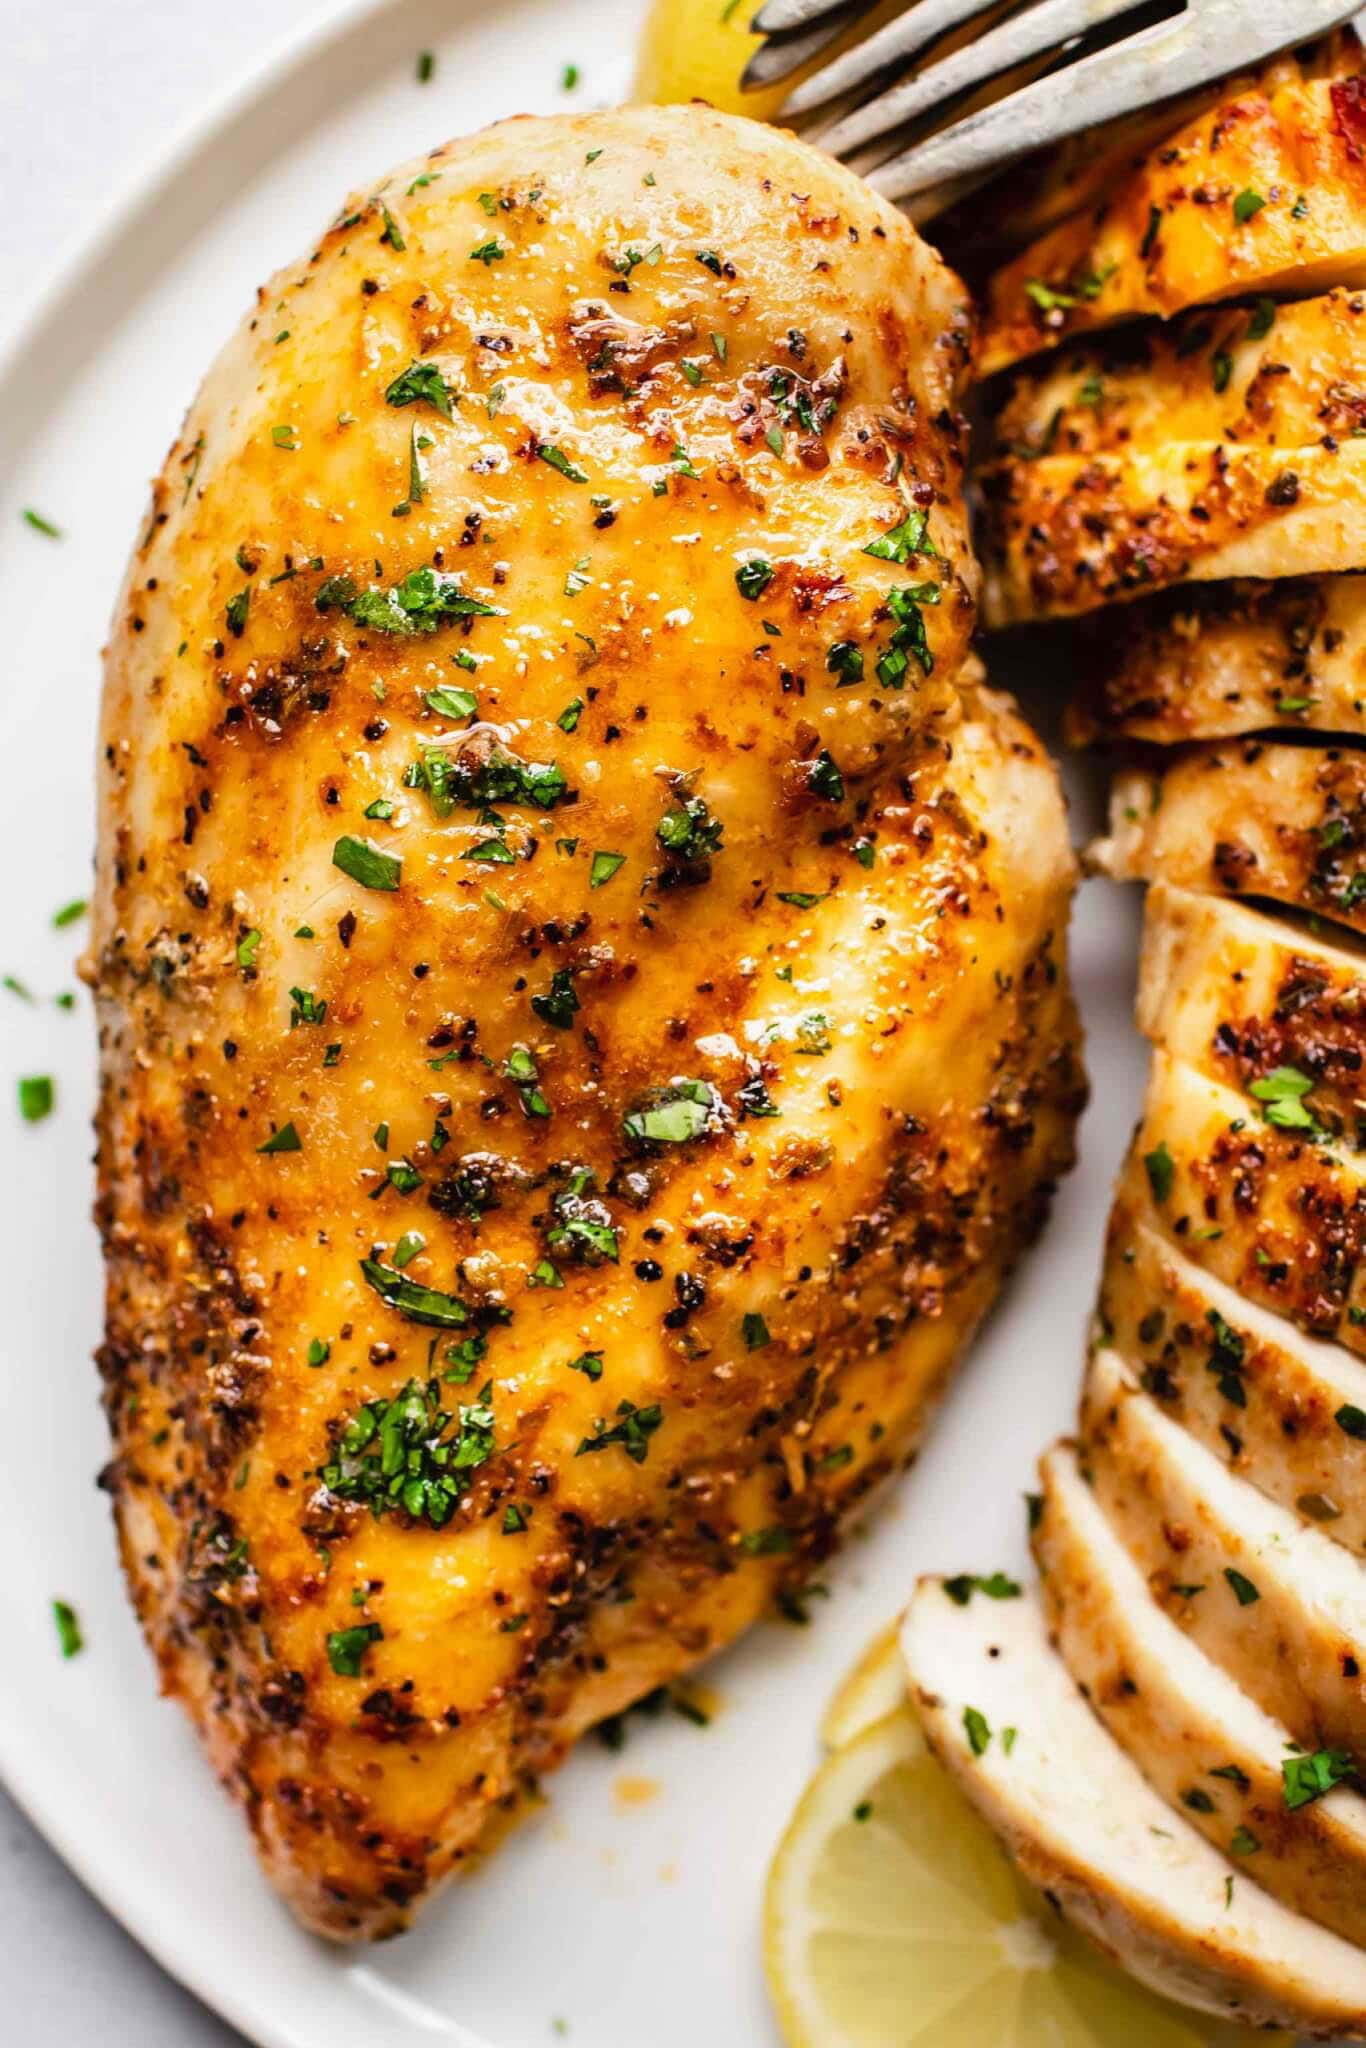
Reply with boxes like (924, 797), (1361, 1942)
(745, 0), (1358, 211)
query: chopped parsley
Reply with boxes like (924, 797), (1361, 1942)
(576, 1400), (663, 1465)
(657, 793), (723, 863)
(826, 640), (863, 684)
(316, 564), (500, 636)
(942, 1572), (1021, 1606)
(22, 508), (61, 538)
(808, 751), (845, 803)
(963, 1706), (991, 1756)
(1250, 1064), (1324, 1137)
(590, 850), (626, 889)
(257, 1120), (301, 1154)
(622, 1079), (719, 1146)
(1233, 188), (1266, 224)
(531, 966), (580, 1030)
(538, 444), (589, 483)
(424, 683), (478, 720)
(875, 583), (940, 687)
(52, 898), (88, 928)
(320, 1376), (495, 1525)
(327, 1622), (382, 1676)
(332, 834), (401, 891)
(1223, 1567), (1260, 1607)
(736, 557), (774, 601)
(1144, 1140), (1174, 1203)
(360, 1256), (470, 1328)
(52, 1600), (82, 1658)
(862, 506), (934, 564)
(385, 360), (456, 418)
(1283, 1748), (1355, 1810)
(546, 1170), (617, 1264)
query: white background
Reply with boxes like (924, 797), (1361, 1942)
(2, 8), (349, 2039)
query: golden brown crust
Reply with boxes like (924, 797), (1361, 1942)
(979, 46), (1366, 377)
(93, 106), (1081, 1938)
(982, 439), (1366, 626)
(1095, 738), (1366, 939)
(1065, 575), (1366, 745)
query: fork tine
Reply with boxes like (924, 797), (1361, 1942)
(780, 0), (996, 113)
(868, 0), (1356, 204)
(740, 7), (865, 88)
(751, 0), (860, 33)
(815, 0), (1144, 156)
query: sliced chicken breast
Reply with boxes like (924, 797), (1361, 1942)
(1100, 1184), (1366, 1555)
(1137, 880), (1366, 1130)
(1081, 1349), (1366, 1767)
(978, 42), (1366, 376)
(994, 290), (1366, 466)
(1095, 739), (1366, 941)
(900, 1577), (1366, 2036)
(1065, 576), (1366, 748)
(1037, 1439), (1366, 1944)
(981, 435), (1366, 626)
(1121, 1048), (1366, 1354)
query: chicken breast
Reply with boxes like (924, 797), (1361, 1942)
(900, 1578), (1366, 2036)
(1096, 739), (1366, 938)
(1121, 1049), (1366, 1353)
(994, 290), (1366, 466)
(1100, 1186), (1366, 1554)
(980, 288), (1366, 624)
(1037, 1438), (1366, 1945)
(90, 105), (1082, 1937)
(1137, 880), (1366, 1136)
(1065, 575), (1366, 750)
(1082, 1349), (1366, 1769)
(978, 38), (1366, 376)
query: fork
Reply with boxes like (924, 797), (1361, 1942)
(744, 0), (1358, 211)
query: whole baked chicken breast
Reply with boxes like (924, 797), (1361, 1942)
(91, 105), (1081, 1937)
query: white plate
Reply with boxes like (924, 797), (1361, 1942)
(0, 2), (1146, 2043)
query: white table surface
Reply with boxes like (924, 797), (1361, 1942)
(0, 9), (344, 2038)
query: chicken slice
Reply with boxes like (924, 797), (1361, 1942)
(994, 290), (1366, 467)
(978, 41), (1366, 376)
(981, 288), (1366, 624)
(1065, 570), (1366, 742)
(1137, 880), (1366, 1135)
(981, 435), (1366, 627)
(900, 1578), (1366, 2036)
(1082, 1349), (1366, 1768)
(1096, 739), (1366, 940)
(1100, 1185), (1366, 1555)
(1036, 1438), (1366, 1944)
(91, 105), (1082, 1938)
(1120, 1049), (1366, 1354)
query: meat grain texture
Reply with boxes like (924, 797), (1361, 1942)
(91, 107), (1081, 1936)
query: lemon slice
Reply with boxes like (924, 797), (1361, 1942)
(819, 1620), (905, 1751)
(764, 1705), (1287, 2048)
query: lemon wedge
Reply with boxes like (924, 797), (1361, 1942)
(818, 1619), (905, 1751)
(632, 0), (788, 120)
(764, 1703), (1286, 2048)
(631, 0), (908, 123)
